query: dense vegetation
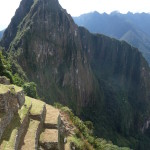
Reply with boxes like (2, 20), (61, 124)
(0, 48), (38, 98)
(55, 103), (130, 150)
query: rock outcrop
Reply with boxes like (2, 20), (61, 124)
(0, 76), (10, 85)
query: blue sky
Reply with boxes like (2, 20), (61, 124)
(0, 0), (150, 30)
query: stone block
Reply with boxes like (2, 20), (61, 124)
(0, 76), (10, 85)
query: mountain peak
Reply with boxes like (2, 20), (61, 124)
(110, 10), (121, 15)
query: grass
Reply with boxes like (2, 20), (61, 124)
(25, 96), (45, 115)
(45, 104), (59, 125)
(40, 129), (58, 143)
(68, 136), (84, 149)
(10, 85), (22, 92)
(0, 98), (31, 150)
(21, 119), (40, 150)
(0, 84), (9, 94)
(0, 84), (22, 94)
(18, 97), (32, 122)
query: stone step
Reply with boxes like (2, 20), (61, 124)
(28, 96), (46, 123)
(19, 97), (46, 150)
(0, 84), (25, 114)
(39, 129), (59, 150)
(0, 112), (14, 141)
(44, 105), (59, 129)
(65, 143), (71, 150)
(0, 98), (32, 150)
(21, 119), (41, 150)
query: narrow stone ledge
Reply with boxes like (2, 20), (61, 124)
(39, 129), (59, 150)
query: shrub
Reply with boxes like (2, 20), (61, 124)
(54, 103), (130, 150)
(23, 82), (38, 98)
(69, 136), (84, 150)
(84, 121), (94, 132)
(12, 73), (24, 86)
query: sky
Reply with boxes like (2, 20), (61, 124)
(0, 0), (150, 30)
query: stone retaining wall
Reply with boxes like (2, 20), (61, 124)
(0, 91), (19, 140)
(0, 76), (10, 85)
(0, 110), (14, 140)
(35, 104), (46, 149)
(0, 89), (25, 114)
(35, 121), (41, 149)
(16, 90), (25, 108)
(30, 104), (46, 149)
(14, 104), (32, 150)
(58, 115), (65, 150)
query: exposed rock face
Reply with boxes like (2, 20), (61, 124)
(0, 85), (25, 141)
(0, 76), (10, 85)
(0, 109), (14, 140)
(0, 85), (24, 113)
(2, 0), (150, 148)
(0, 0), (34, 49)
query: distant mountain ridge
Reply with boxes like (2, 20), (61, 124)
(74, 12), (150, 64)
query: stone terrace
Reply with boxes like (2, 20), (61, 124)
(0, 77), (72, 150)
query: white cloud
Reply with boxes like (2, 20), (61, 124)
(59, 0), (150, 16)
(0, 0), (21, 30)
(0, 0), (150, 30)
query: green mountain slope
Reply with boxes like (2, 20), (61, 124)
(1, 0), (150, 149)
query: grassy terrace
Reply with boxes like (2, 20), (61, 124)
(26, 96), (45, 116)
(21, 119), (40, 150)
(0, 98), (31, 150)
(40, 129), (58, 143)
(0, 84), (10, 94)
(0, 84), (22, 94)
(9, 85), (22, 92)
(45, 104), (59, 126)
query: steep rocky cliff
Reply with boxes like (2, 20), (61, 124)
(1, 0), (150, 149)
(74, 12), (150, 64)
